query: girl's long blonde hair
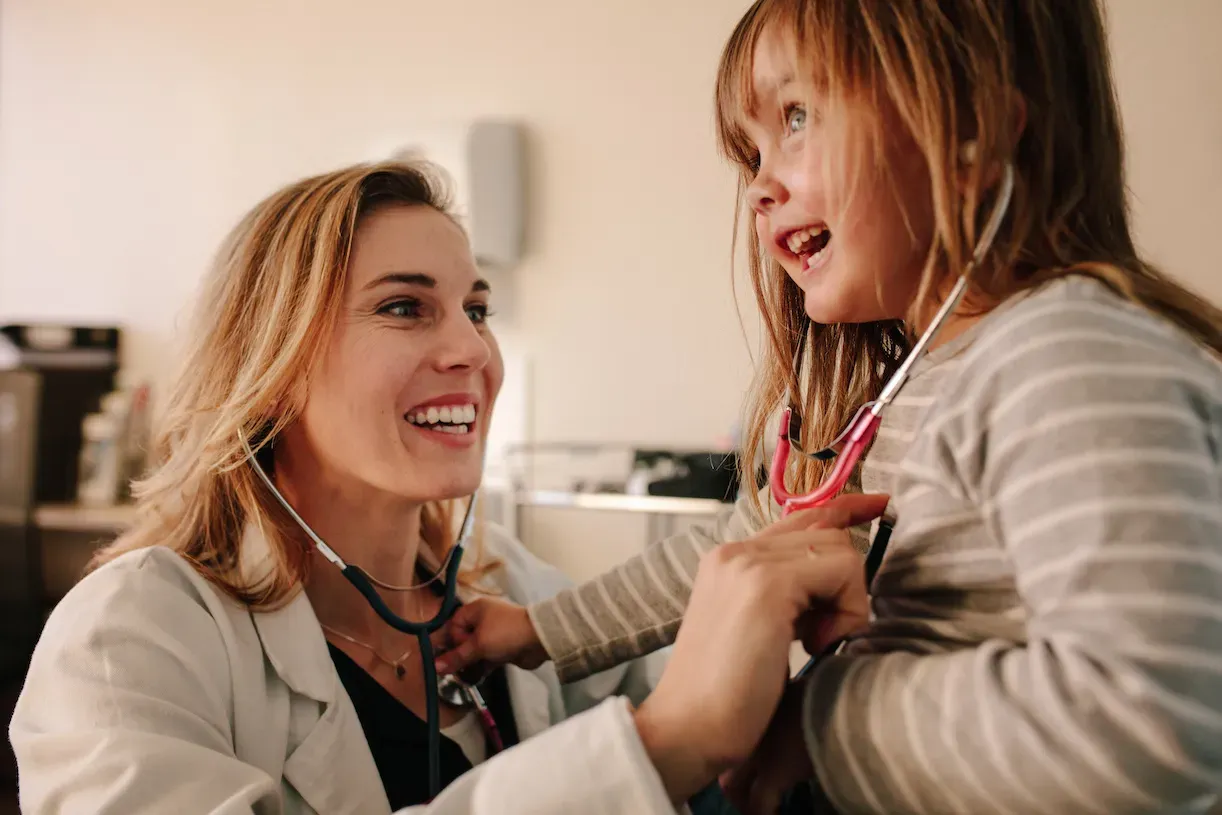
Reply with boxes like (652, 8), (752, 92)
(716, 0), (1222, 510)
(92, 161), (495, 608)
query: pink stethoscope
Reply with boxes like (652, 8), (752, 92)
(438, 674), (505, 754)
(785, 164), (1015, 680)
(770, 163), (1015, 518)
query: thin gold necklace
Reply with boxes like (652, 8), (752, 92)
(321, 590), (425, 680)
(322, 624), (416, 679)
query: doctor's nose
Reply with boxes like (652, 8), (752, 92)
(432, 314), (492, 372)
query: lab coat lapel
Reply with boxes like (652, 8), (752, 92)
(461, 532), (562, 743)
(244, 525), (391, 814)
(281, 690), (390, 814)
(504, 665), (555, 741)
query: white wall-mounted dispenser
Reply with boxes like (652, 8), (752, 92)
(375, 120), (526, 270)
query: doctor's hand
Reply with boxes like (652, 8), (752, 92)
(631, 493), (887, 805)
(436, 597), (548, 677)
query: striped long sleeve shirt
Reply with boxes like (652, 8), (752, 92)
(527, 276), (1222, 813)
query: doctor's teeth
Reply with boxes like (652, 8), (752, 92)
(407, 403), (478, 427)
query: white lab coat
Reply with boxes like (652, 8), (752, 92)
(9, 523), (679, 814)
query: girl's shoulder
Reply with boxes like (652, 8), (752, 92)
(960, 274), (1222, 389)
(921, 274), (1222, 448)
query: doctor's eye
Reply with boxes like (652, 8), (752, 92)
(465, 302), (494, 324)
(378, 298), (424, 319)
(784, 104), (807, 135)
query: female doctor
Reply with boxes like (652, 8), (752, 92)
(9, 160), (883, 814)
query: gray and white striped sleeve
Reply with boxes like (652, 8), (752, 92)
(527, 486), (774, 682)
(528, 468), (875, 684)
(804, 284), (1222, 814)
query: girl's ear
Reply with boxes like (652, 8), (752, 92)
(957, 91), (1027, 185)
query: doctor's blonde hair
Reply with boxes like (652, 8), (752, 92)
(716, 0), (1222, 508)
(92, 161), (495, 608)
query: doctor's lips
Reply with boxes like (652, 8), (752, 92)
(405, 393), (480, 436)
(777, 223), (832, 269)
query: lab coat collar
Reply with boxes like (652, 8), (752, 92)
(236, 519), (498, 704)
(240, 522), (337, 704)
(238, 524), (390, 813)
(240, 518), (563, 754)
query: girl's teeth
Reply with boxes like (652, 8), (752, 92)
(786, 225), (826, 254)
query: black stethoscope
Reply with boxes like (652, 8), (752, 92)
(240, 435), (482, 800)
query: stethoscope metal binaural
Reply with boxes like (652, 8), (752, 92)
(779, 163), (1016, 678)
(240, 435), (487, 800)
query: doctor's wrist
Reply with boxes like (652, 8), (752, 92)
(631, 698), (716, 805)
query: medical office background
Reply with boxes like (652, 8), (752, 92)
(0, 0), (1219, 803)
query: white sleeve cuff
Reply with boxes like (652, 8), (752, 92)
(418, 697), (678, 815)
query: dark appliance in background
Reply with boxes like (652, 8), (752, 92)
(0, 324), (122, 503)
(633, 448), (748, 502)
(0, 323), (121, 790)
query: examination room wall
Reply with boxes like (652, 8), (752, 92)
(1, 1), (1221, 584)
(2, 0), (1220, 450)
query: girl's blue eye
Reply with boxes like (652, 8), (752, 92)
(381, 299), (422, 319)
(784, 105), (807, 135)
(466, 303), (491, 324)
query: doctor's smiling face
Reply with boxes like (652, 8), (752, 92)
(281, 203), (503, 506)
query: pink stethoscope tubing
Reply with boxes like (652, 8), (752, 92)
(768, 163), (1014, 516)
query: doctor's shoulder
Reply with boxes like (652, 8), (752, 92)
(15, 545), (257, 729)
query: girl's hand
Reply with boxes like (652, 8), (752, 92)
(436, 597), (548, 676)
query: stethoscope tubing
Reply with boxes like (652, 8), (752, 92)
(240, 434), (472, 800)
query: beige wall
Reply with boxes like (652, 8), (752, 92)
(1106, 0), (1222, 294)
(1, 0), (1218, 454)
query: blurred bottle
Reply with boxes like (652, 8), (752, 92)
(77, 407), (124, 507)
(76, 382), (152, 506)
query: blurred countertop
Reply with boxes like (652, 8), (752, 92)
(33, 490), (726, 533)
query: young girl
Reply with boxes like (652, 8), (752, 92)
(440, 1), (1222, 812)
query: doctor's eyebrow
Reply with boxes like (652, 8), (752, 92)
(365, 272), (490, 293)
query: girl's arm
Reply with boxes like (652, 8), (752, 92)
(440, 483), (872, 684)
(527, 486), (775, 682)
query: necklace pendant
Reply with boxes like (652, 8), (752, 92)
(395, 664), (406, 679)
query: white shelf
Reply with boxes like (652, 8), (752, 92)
(33, 503), (137, 532)
(517, 490), (725, 517)
(31, 491), (726, 533)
